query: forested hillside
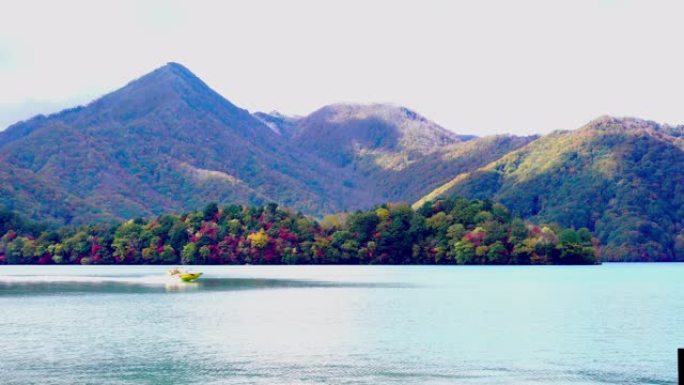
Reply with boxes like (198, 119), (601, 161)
(0, 63), (527, 223)
(0, 63), (372, 222)
(417, 117), (684, 261)
(289, 103), (535, 203)
(1, 63), (682, 262)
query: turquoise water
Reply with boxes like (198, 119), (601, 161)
(0, 264), (682, 385)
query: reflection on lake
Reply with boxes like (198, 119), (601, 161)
(0, 264), (682, 385)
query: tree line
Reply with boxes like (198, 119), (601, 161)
(0, 197), (598, 265)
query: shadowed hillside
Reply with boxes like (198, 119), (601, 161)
(0, 63), (371, 222)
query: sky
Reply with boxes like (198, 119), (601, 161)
(1, 0), (683, 135)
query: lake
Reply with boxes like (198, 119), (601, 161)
(0, 264), (682, 385)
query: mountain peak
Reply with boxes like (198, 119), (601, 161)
(313, 103), (424, 124)
(152, 62), (203, 84)
(581, 115), (684, 137)
(86, 62), (261, 128)
(163, 61), (190, 71)
(116, 62), (209, 96)
(297, 102), (471, 148)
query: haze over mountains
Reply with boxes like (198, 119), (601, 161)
(1, 62), (682, 261)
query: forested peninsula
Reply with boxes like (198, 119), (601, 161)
(0, 197), (598, 265)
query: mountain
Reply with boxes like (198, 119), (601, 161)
(1, 63), (519, 224)
(416, 116), (684, 261)
(289, 103), (533, 203)
(291, 103), (469, 167)
(0, 63), (371, 222)
(8, 63), (682, 262)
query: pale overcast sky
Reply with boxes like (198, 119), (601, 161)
(0, 0), (682, 135)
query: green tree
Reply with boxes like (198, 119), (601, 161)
(486, 241), (507, 264)
(454, 240), (475, 264)
(160, 245), (177, 263)
(181, 242), (198, 264)
(203, 202), (219, 221)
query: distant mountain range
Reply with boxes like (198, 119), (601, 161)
(1, 62), (682, 261)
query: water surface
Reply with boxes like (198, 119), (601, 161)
(0, 264), (682, 384)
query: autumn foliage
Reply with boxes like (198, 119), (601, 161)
(0, 198), (597, 265)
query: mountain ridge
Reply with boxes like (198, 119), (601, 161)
(0, 63), (495, 224)
(0, 63), (376, 221)
(416, 116), (684, 261)
(1, 62), (682, 261)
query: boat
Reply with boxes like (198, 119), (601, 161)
(179, 272), (203, 282)
(167, 267), (203, 282)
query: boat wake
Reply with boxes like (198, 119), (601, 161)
(0, 274), (405, 296)
(0, 275), (175, 285)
